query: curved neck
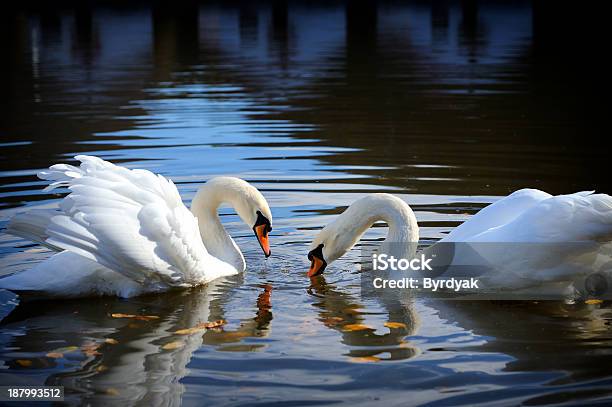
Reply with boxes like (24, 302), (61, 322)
(326, 194), (419, 260)
(190, 180), (247, 271)
(352, 194), (418, 243)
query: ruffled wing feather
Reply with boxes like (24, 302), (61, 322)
(38, 155), (236, 286)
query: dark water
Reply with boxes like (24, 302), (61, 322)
(1, 1), (611, 405)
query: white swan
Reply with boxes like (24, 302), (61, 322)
(0, 155), (273, 298)
(306, 190), (612, 297)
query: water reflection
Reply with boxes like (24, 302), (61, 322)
(2, 1), (606, 195)
(308, 275), (419, 361)
(152, 2), (200, 77)
(0, 279), (274, 404)
(1, 1), (610, 405)
(424, 300), (612, 404)
(72, 5), (99, 66)
(202, 284), (273, 351)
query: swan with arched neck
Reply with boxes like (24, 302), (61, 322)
(1, 155), (273, 298)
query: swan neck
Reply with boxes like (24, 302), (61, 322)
(360, 203), (417, 243)
(190, 183), (245, 271)
(335, 195), (419, 257)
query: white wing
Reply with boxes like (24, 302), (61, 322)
(442, 189), (598, 242)
(441, 189), (552, 242)
(6, 209), (63, 251)
(446, 192), (612, 289)
(36, 155), (237, 286)
(468, 192), (612, 243)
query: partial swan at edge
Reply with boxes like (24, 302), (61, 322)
(306, 190), (612, 296)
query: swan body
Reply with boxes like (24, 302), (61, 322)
(1, 155), (272, 298)
(307, 190), (612, 296)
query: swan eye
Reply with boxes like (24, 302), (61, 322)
(254, 210), (272, 235)
(308, 244), (325, 261)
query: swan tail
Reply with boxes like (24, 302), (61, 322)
(6, 209), (63, 251)
(578, 193), (612, 241)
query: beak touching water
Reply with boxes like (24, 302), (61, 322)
(254, 224), (271, 257)
(253, 211), (272, 257)
(307, 244), (326, 277)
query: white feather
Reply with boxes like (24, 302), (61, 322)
(2, 155), (272, 298)
(6, 209), (62, 251)
(312, 189), (612, 295)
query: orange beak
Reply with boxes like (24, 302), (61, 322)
(254, 224), (271, 257)
(307, 255), (326, 277)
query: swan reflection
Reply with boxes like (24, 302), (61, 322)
(427, 299), (612, 382)
(0, 277), (273, 406)
(307, 275), (419, 361)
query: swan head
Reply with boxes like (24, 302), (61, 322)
(306, 194), (419, 277)
(252, 209), (273, 257)
(307, 219), (361, 277)
(197, 177), (273, 257)
(232, 183), (273, 258)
